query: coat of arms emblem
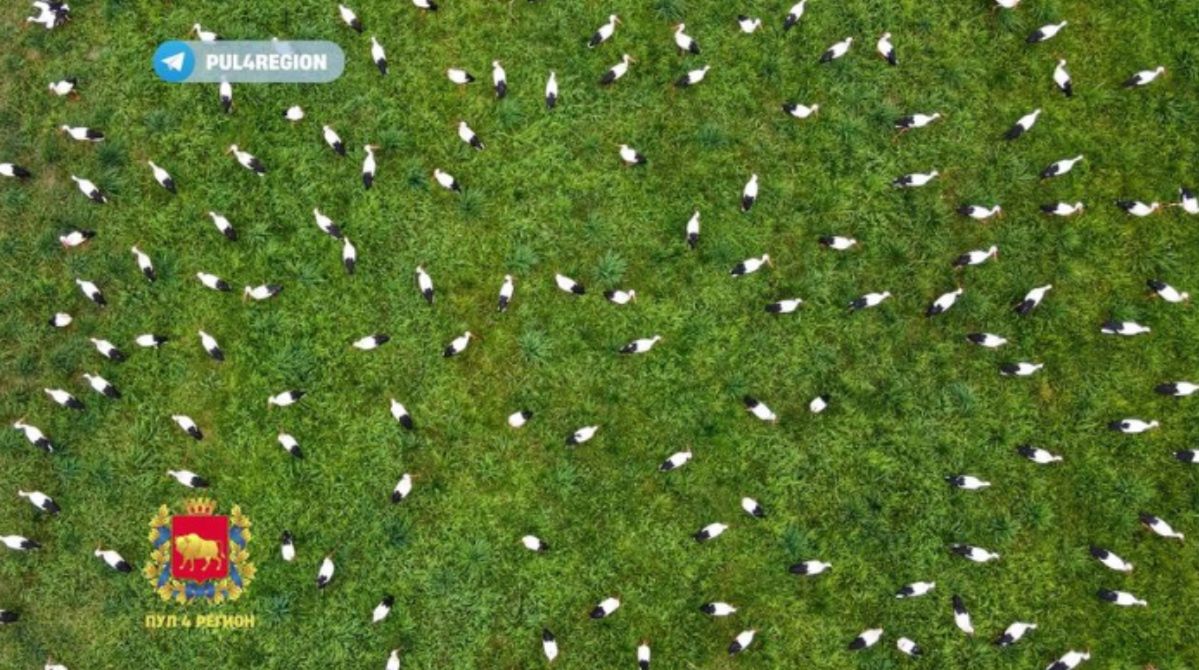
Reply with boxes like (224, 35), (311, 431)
(143, 498), (255, 604)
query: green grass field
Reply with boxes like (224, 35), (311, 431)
(3, 0), (1199, 667)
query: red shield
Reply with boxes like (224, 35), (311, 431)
(171, 515), (229, 581)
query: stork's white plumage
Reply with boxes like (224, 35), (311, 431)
(1090, 546), (1133, 572)
(277, 433), (303, 458)
(244, 283), (283, 301)
(283, 105), (304, 121)
(338, 4), (363, 32)
(782, 101), (819, 119)
(385, 650), (401, 670)
(267, 390), (305, 407)
(196, 272), (230, 292)
(49, 312), (72, 328)
(342, 237), (357, 274)
(167, 469), (209, 488)
(730, 254), (770, 277)
(849, 291), (891, 311)
(390, 399), (413, 429)
(135, 333), (168, 348)
(542, 630), (558, 662)
(1179, 187), (1198, 214)
(44, 387), (84, 410)
(895, 112), (941, 131)
(765, 298), (803, 314)
(498, 275), (515, 311)
(743, 396), (776, 422)
(1100, 320), (1150, 336)
(604, 289), (635, 305)
(13, 419), (54, 452)
(618, 144), (646, 165)
(491, 60), (506, 98)
(458, 121), (484, 150)
(362, 145), (377, 189)
(415, 265), (434, 303)
(567, 425), (598, 446)
(371, 595), (394, 623)
(508, 410), (532, 428)
(49, 79), (76, 97)
(675, 64), (709, 87)
(953, 595), (974, 634)
(312, 208), (342, 239)
(322, 125), (346, 156)
(600, 54), (632, 85)
(619, 334), (661, 355)
(701, 601), (737, 616)
(790, 559), (832, 576)
(685, 210), (700, 248)
(738, 15), (761, 33)
(1054, 59), (1072, 96)
(521, 535), (547, 552)
(1019, 447), (1060, 465)
(433, 168), (460, 192)
(219, 80), (233, 113)
(589, 14), (619, 48)
(370, 37), (387, 75)
(1123, 66), (1165, 88)
(819, 235), (857, 250)
(1002, 362), (1044, 377)
(950, 543), (1000, 562)
(94, 546), (132, 572)
(60, 124), (104, 142)
(545, 71), (559, 109)
(198, 330), (223, 361)
(673, 24), (700, 54)
(1026, 21), (1067, 44)
(1141, 513), (1184, 540)
(1041, 155), (1083, 179)
(316, 555), (335, 587)
(280, 531), (295, 562)
(227, 144), (265, 175)
(171, 414), (203, 440)
(1116, 200), (1160, 217)
(207, 211), (238, 241)
(447, 68), (475, 85)
(659, 450), (692, 471)
(1047, 651), (1091, 670)
(896, 581), (935, 598)
(147, 161), (176, 193)
(555, 273), (585, 295)
(1041, 201), (1084, 216)
(90, 337), (126, 361)
(995, 622), (1036, 647)
(352, 333), (389, 350)
(70, 175), (106, 203)
(413, 0), (438, 10)
(1148, 279), (1189, 303)
(741, 496), (764, 517)
(926, 287), (963, 317)
(75, 278), (105, 306)
(589, 596), (620, 619)
(966, 332), (1008, 349)
(443, 331), (473, 358)
(729, 630), (757, 655)
(876, 32), (896, 65)
(82, 372), (120, 399)
(959, 204), (1002, 220)
(741, 173), (759, 211)
(695, 522), (727, 542)
(1004, 108), (1041, 140)
(783, 1), (807, 30)
(892, 170), (938, 188)
(58, 229), (94, 248)
(1, 163), (32, 179)
(820, 37), (853, 63)
(191, 23), (218, 42)
(953, 245), (998, 268)
(18, 490), (60, 514)
(392, 473), (412, 502)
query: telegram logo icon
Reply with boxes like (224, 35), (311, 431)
(153, 41), (195, 83)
